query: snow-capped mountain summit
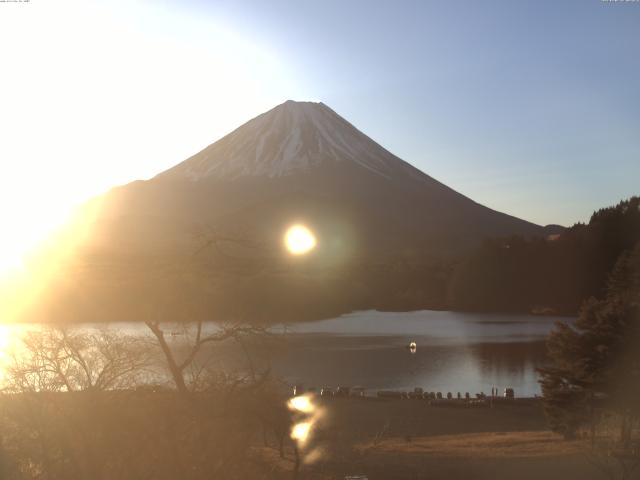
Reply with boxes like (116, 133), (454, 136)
(158, 100), (414, 181)
(94, 99), (548, 258)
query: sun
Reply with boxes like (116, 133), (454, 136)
(0, 243), (25, 278)
(284, 224), (316, 255)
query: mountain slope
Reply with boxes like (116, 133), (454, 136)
(92, 100), (545, 258)
(20, 100), (558, 323)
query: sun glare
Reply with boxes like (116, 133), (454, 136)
(0, 246), (25, 277)
(0, 0), (305, 282)
(0, 198), (104, 324)
(284, 225), (316, 255)
(288, 395), (314, 413)
(0, 201), (76, 279)
(291, 422), (312, 443)
(287, 394), (324, 451)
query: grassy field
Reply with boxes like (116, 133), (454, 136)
(256, 398), (605, 480)
(0, 391), (611, 479)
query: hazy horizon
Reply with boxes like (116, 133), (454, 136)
(1, 0), (639, 268)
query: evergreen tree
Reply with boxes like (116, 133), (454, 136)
(448, 196), (640, 314)
(539, 242), (640, 440)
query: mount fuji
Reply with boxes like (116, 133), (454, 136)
(31, 100), (559, 323)
(92, 100), (549, 258)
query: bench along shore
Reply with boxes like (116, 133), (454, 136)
(290, 385), (536, 406)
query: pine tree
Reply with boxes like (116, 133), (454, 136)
(539, 242), (640, 441)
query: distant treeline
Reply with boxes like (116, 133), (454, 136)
(220, 195), (640, 319)
(26, 197), (640, 323)
(445, 196), (640, 315)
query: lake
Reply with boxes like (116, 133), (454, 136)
(270, 310), (567, 397)
(0, 310), (567, 396)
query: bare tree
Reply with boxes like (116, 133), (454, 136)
(1, 327), (153, 480)
(144, 319), (271, 394)
(4, 327), (150, 394)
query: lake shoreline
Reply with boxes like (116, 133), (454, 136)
(1, 310), (564, 396)
(0, 306), (577, 327)
(257, 394), (595, 480)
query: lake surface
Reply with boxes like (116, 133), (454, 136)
(270, 310), (567, 397)
(0, 310), (568, 396)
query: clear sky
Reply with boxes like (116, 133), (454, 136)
(0, 0), (638, 270)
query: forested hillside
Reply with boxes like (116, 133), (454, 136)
(447, 197), (640, 314)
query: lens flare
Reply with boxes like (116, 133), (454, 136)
(303, 447), (325, 465)
(291, 421), (312, 443)
(288, 395), (314, 413)
(284, 224), (316, 255)
(288, 394), (324, 450)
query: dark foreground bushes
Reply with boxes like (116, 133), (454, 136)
(0, 325), (294, 480)
(0, 389), (292, 480)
